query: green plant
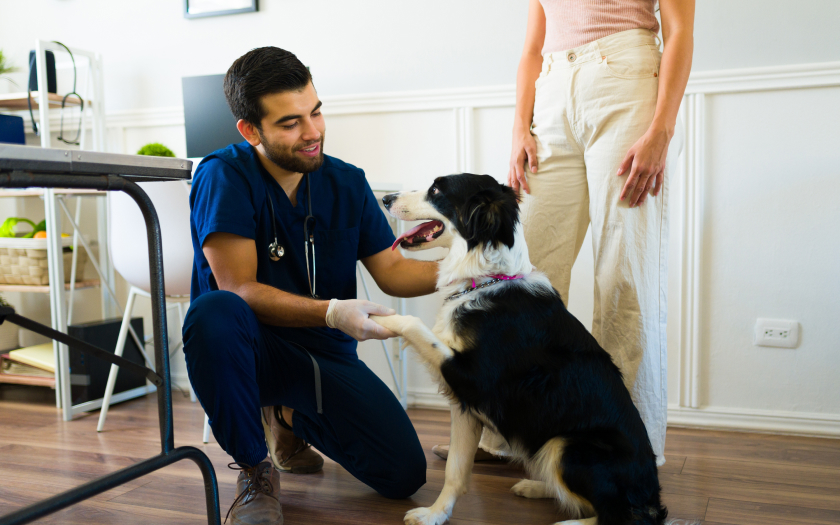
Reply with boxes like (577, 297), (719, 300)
(0, 218), (46, 238)
(0, 294), (11, 308)
(0, 49), (19, 87)
(137, 143), (176, 157)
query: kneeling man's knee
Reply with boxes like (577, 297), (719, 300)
(183, 291), (257, 358)
(377, 446), (426, 499)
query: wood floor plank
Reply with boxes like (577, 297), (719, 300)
(660, 470), (840, 512)
(666, 427), (840, 469)
(682, 455), (840, 492)
(705, 497), (840, 525)
(660, 493), (708, 522)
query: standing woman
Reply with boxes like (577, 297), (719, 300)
(509, 0), (695, 465)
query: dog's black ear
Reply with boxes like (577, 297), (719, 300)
(460, 186), (518, 250)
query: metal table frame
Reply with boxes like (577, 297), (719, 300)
(0, 146), (220, 525)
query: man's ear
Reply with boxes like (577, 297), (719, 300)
(460, 188), (516, 250)
(236, 119), (261, 146)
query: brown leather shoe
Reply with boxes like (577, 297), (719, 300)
(431, 443), (504, 461)
(226, 461), (283, 525)
(261, 406), (324, 474)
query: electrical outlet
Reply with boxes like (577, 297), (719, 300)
(754, 319), (799, 348)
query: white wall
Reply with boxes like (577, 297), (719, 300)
(3, 0), (840, 107)
(2, 1), (840, 436)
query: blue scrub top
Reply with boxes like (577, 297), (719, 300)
(189, 141), (395, 355)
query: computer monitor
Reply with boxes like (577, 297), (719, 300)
(182, 74), (244, 158)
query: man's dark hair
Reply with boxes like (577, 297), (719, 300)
(223, 47), (312, 129)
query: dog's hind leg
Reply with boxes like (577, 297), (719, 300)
(404, 404), (482, 525)
(528, 438), (594, 521)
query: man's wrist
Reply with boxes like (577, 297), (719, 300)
(324, 298), (339, 328)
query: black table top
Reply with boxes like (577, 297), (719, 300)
(0, 144), (192, 181)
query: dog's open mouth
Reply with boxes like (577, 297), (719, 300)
(391, 220), (445, 250)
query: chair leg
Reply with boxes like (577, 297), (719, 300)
(202, 414), (211, 444)
(97, 287), (138, 432)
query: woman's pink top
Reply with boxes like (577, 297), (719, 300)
(540, 0), (660, 54)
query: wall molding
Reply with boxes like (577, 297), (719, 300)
(18, 60), (840, 133)
(684, 61), (840, 94)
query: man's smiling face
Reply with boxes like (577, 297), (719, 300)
(256, 81), (326, 174)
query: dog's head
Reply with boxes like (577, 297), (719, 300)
(383, 173), (520, 252)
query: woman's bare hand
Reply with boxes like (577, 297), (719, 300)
(508, 131), (538, 195)
(616, 126), (672, 207)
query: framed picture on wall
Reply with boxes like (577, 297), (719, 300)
(184, 0), (257, 19)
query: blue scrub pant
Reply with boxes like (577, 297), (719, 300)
(182, 291), (426, 499)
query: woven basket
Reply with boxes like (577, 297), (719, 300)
(0, 237), (88, 286)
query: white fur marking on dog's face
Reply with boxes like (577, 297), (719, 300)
(386, 190), (455, 251)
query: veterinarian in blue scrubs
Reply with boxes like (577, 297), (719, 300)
(183, 47), (438, 524)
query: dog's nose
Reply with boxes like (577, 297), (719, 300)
(382, 193), (397, 210)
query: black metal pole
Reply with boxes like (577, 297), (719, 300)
(107, 175), (175, 453)
(0, 171), (175, 453)
(0, 170), (220, 525)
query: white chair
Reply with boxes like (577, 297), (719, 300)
(97, 180), (211, 442)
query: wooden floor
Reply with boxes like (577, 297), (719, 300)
(1, 385), (840, 524)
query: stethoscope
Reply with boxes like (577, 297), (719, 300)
(265, 172), (318, 298)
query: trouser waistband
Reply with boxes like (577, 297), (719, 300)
(542, 28), (660, 71)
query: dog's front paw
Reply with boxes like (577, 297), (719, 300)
(369, 314), (408, 336)
(404, 507), (449, 525)
(511, 479), (552, 499)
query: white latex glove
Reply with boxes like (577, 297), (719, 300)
(325, 299), (398, 341)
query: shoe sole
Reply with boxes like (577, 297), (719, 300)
(277, 463), (324, 474)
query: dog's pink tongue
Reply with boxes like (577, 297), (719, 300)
(391, 222), (434, 251)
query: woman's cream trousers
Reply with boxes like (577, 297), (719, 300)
(482, 29), (683, 465)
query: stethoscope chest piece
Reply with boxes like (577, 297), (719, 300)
(268, 241), (284, 261)
(264, 173), (318, 298)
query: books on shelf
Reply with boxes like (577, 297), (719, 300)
(1, 357), (54, 378)
(5, 343), (55, 373)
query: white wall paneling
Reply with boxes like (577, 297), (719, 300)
(678, 93), (705, 410)
(20, 61), (840, 437)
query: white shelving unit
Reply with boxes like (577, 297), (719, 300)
(0, 41), (121, 421)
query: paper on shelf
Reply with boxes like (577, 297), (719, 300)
(6, 343), (55, 373)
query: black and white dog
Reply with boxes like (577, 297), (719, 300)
(372, 174), (666, 525)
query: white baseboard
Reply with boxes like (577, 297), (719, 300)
(667, 405), (840, 438)
(405, 389), (840, 438)
(407, 388), (450, 410)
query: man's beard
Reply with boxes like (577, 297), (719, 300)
(259, 131), (325, 174)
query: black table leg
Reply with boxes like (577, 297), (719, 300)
(0, 171), (221, 525)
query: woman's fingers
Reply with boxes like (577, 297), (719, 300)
(508, 166), (520, 193)
(525, 143), (538, 175)
(620, 163), (639, 202)
(636, 172), (658, 206)
(652, 170), (664, 197)
(616, 150), (634, 177)
(517, 164), (531, 194)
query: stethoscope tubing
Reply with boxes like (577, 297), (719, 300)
(265, 172), (318, 298)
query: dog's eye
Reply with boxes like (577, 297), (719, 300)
(431, 186), (440, 195)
